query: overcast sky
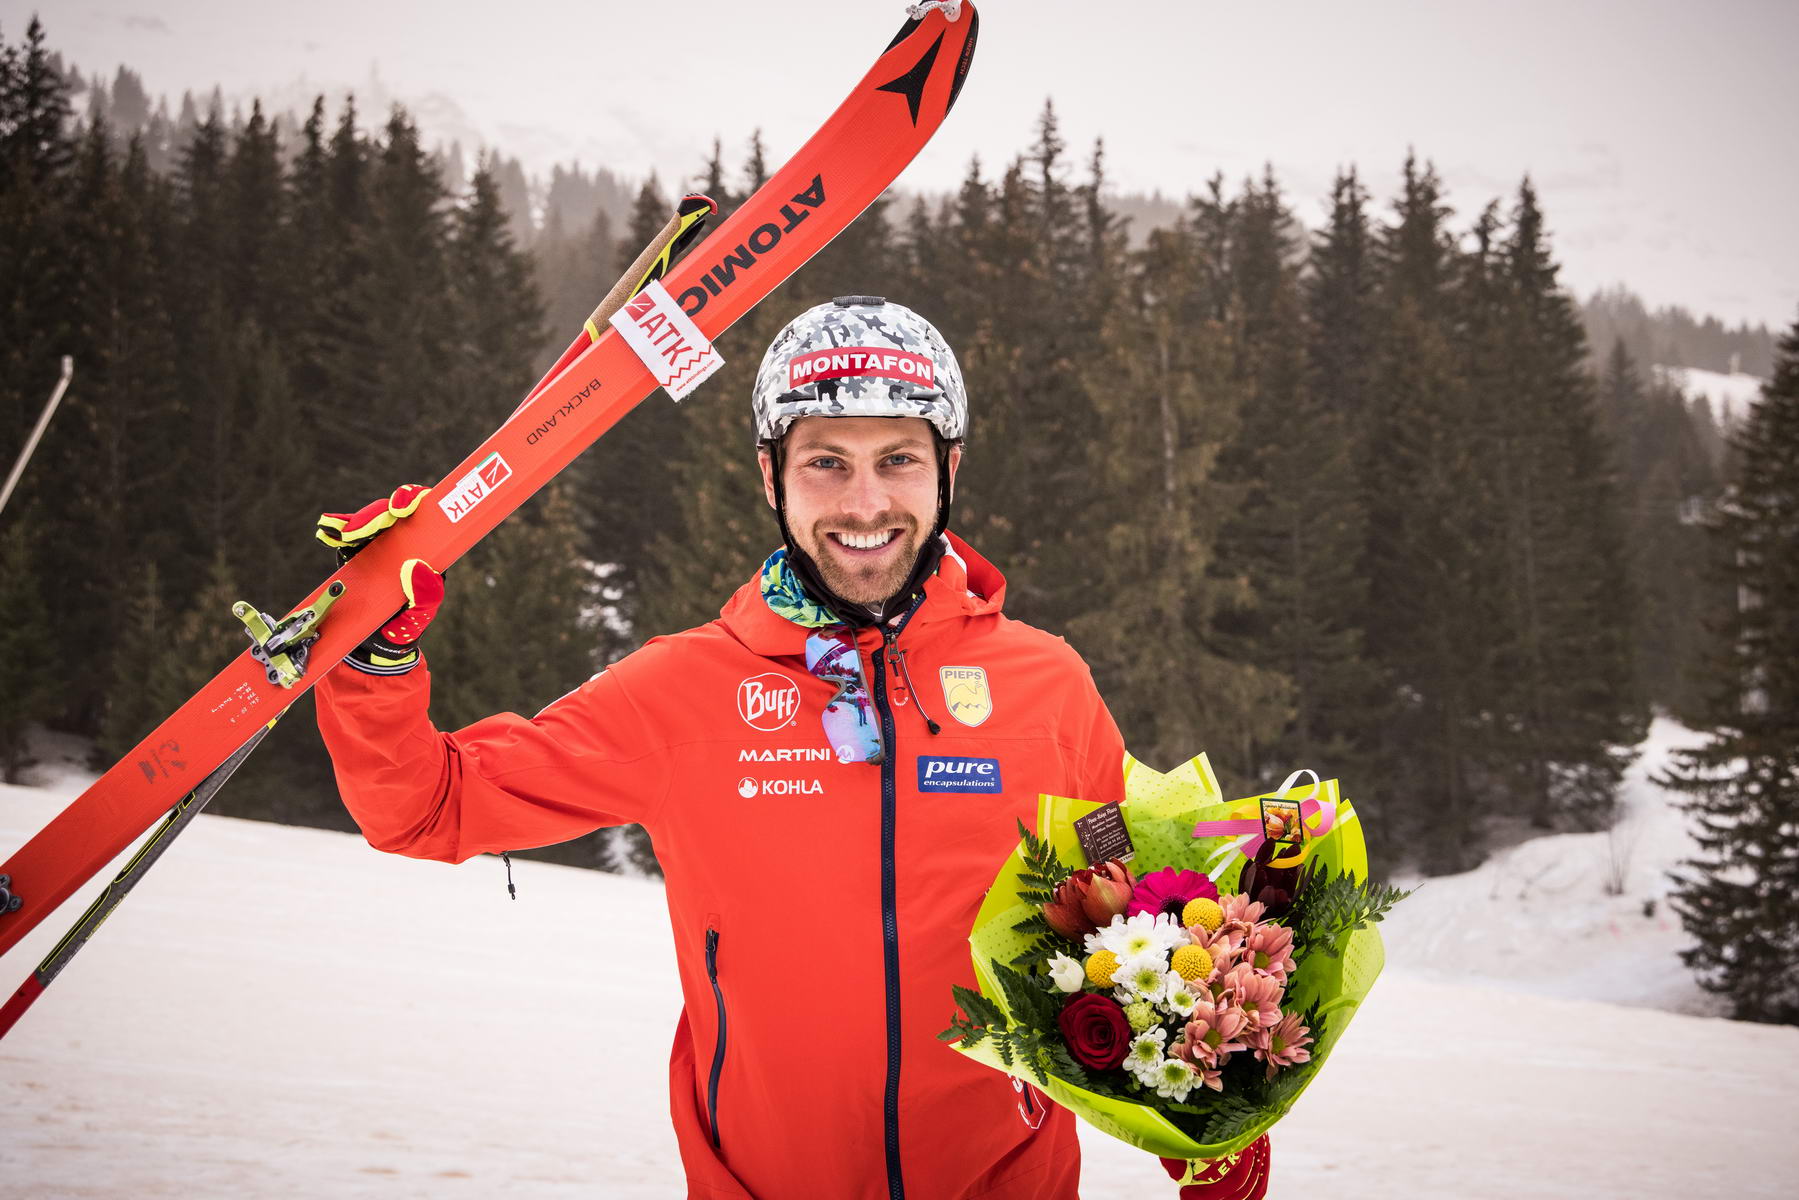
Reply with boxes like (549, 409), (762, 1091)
(15, 0), (1798, 331)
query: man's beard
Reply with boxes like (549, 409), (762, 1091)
(800, 514), (924, 608)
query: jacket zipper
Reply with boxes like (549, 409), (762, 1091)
(705, 927), (727, 1150)
(869, 602), (923, 1200)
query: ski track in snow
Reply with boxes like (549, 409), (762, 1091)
(3, 722), (1796, 1198)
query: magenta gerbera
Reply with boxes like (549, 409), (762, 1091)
(1125, 867), (1219, 919)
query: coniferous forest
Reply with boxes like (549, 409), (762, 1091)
(3, 9), (1793, 990)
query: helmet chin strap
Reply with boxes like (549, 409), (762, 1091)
(769, 436), (956, 629)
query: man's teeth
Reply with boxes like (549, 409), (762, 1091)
(837, 530), (895, 550)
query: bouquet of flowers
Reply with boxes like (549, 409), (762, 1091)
(942, 755), (1406, 1189)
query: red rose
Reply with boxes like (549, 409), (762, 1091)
(1056, 992), (1132, 1071)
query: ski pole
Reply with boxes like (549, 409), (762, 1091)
(0, 723), (277, 1039)
(0, 356), (74, 521)
(0, 199), (717, 1038)
(510, 193), (716, 418)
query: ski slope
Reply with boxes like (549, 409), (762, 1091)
(1654, 363), (1766, 426)
(1, 724), (1795, 1198)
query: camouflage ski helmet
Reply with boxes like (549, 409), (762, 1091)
(751, 296), (967, 443)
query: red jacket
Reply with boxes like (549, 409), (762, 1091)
(316, 533), (1126, 1199)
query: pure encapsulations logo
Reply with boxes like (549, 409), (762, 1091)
(788, 347), (935, 390)
(737, 673), (801, 731)
(437, 452), (513, 524)
(916, 756), (1003, 794)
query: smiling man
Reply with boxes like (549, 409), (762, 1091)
(312, 297), (1144, 1199)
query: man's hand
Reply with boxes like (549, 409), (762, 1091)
(316, 485), (444, 676)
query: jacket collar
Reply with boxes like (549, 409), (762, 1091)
(718, 531), (1005, 656)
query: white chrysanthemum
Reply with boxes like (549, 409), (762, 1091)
(1124, 1028), (1167, 1082)
(1094, 912), (1185, 960)
(1047, 953), (1085, 993)
(1152, 1057), (1198, 1101)
(1113, 958), (1170, 1003)
(1162, 976), (1202, 1018)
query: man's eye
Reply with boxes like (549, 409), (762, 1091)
(808, 456), (841, 470)
(884, 454), (917, 467)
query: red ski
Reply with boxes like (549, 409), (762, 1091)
(0, 4), (979, 974)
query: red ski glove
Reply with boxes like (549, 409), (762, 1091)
(316, 485), (444, 676)
(1159, 1135), (1271, 1200)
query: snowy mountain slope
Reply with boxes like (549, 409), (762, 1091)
(1654, 363), (1766, 426)
(1379, 717), (1726, 1017)
(2, 731), (1796, 1198)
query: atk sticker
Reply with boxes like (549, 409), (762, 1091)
(789, 347), (935, 389)
(608, 277), (724, 401)
(737, 673), (801, 732)
(917, 755), (1002, 793)
(438, 452), (512, 524)
(939, 665), (992, 727)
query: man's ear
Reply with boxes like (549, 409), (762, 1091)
(945, 442), (963, 501)
(758, 446), (778, 509)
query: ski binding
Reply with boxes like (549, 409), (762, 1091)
(232, 582), (346, 688)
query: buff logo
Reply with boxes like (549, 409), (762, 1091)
(437, 452), (512, 524)
(737, 674), (801, 731)
(677, 175), (827, 317)
(789, 347), (934, 390)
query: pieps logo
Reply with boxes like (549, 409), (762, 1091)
(939, 665), (993, 727)
(737, 674), (801, 731)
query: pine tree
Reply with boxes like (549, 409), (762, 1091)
(0, 17), (74, 190)
(1663, 314), (1799, 1025)
(1600, 340), (1723, 718)
(59, 121), (185, 730)
(1361, 154), (1494, 866)
(1485, 179), (1643, 827)
(1211, 169), (1378, 789)
(1066, 213), (1285, 771)
(0, 518), (55, 781)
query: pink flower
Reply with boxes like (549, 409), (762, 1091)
(1168, 1047), (1224, 1093)
(1126, 867), (1219, 919)
(1218, 892), (1267, 935)
(1241, 921), (1297, 982)
(1190, 927), (1243, 988)
(1250, 1012), (1313, 1079)
(1217, 964), (1283, 1029)
(1173, 1001), (1249, 1070)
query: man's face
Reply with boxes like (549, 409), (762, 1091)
(761, 416), (961, 607)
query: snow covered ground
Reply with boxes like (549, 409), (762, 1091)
(1654, 363), (1766, 427)
(3, 721), (1796, 1198)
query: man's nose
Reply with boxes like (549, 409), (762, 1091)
(837, 466), (891, 523)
